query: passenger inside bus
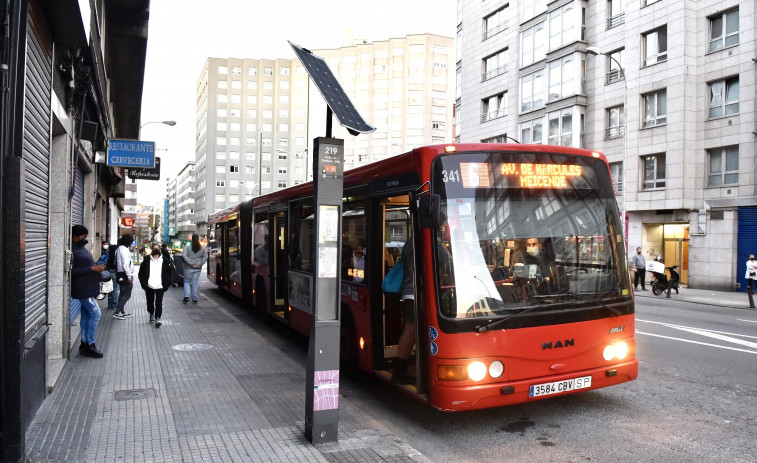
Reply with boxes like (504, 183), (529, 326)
(350, 239), (365, 283)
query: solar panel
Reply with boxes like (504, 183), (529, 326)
(289, 41), (375, 136)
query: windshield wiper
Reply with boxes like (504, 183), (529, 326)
(473, 291), (622, 333)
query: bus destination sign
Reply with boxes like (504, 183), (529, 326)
(457, 162), (583, 189)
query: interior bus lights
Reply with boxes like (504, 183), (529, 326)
(359, 337), (365, 350)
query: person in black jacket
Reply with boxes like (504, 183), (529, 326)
(71, 225), (105, 358)
(138, 243), (173, 327)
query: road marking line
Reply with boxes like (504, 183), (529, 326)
(637, 318), (757, 341)
(737, 319), (757, 324)
(636, 331), (757, 355)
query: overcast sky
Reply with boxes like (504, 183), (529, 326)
(137, 0), (457, 205)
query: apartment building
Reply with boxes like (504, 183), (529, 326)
(175, 162), (196, 241)
(457, 0), (755, 291)
(309, 34), (456, 171)
(193, 57), (309, 231)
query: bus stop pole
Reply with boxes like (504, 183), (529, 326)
(305, 137), (344, 444)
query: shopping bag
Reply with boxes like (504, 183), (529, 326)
(99, 279), (114, 294)
(381, 262), (404, 293)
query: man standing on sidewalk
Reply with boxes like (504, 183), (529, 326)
(632, 247), (647, 291)
(71, 225), (105, 358)
(114, 234), (135, 319)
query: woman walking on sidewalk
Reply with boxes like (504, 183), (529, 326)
(182, 234), (208, 304)
(139, 243), (173, 327)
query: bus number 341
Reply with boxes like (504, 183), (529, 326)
(442, 169), (460, 182)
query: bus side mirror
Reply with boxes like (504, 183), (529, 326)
(419, 194), (441, 229)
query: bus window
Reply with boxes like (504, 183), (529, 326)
(342, 213), (366, 283)
(253, 213), (269, 265)
(291, 204), (314, 272)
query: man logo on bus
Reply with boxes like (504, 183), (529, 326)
(542, 339), (575, 350)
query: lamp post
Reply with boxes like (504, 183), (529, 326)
(586, 47), (627, 240)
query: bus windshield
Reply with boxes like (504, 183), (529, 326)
(432, 150), (630, 323)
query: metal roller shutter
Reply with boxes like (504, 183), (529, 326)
(72, 163), (84, 225)
(22, 3), (52, 339)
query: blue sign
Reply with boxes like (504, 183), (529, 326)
(427, 326), (438, 341)
(107, 139), (155, 168)
(428, 342), (438, 356)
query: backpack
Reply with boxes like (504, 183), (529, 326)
(106, 244), (118, 270)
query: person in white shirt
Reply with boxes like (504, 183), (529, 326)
(745, 255), (757, 307)
(138, 244), (173, 327)
(114, 234), (135, 319)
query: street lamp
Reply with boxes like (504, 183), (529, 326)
(140, 120), (176, 130)
(586, 46), (627, 238)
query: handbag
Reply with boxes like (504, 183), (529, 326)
(381, 262), (404, 293)
(99, 278), (114, 294)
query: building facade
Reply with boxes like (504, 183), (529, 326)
(0, 0), (149, 459)
(175, 162), (196, 241)
(309, 34), (456, 172)
(193, 57), (310, 232)
(457, 0), (755, 291)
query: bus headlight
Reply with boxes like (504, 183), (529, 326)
(468, 361), (487, 381)
(488, 361), (504, 379)
(603, 341), (629, 361)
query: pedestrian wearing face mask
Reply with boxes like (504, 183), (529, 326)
(745, 254), (757, 308)
(138, 243), (173, 327)
(70, 225), (105, 358)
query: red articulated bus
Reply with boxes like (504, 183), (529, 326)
(207, 143), (638, 411)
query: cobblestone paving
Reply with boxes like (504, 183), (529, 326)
(26, 276), (430, 462)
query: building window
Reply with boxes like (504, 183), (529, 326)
(547, 108), (573, 147)
(708, 77), (739, 118)
(216, 151), (226, 160)
(279, 109), (289, 119)
(218, 80), (227, 89)
(432, 121), (445, 130)
(607, 0), (625, 29)
(520, 69), (545, 113)
(229, 165), (239, 173)
(231, 80), (241, 89)
(278, 152), (287, 160)
(231, 66), (241, 75)
(281, 67), (290, 75)
(248, 66), (257, 75)
(278, 167), (287, 175)
(263, 67), (273, 76)
(548, 54), (576, 102)
(521, 0), (547, 23)
(482, 134), (508, 143)
(215, 194), (225, 202)
(482, 48), (507, 81)
(247, 81), (257, 90)
(218, 66), (227, 74)
(217, 94), (227, 103)
(710, 9), (739, 52)
(215, 165), (224, 174)
(605, 48), (624, 85)
(216, 180), (225, 187)
(643, 26), (667, 66)
(520, 117), (544, 144)
(483, 6), (508, 41)
(247, 95), (257, 105)
(263, 81), (273, 90)
(642, 154), (665, 189)
(262, 166), (271, 174)
(432, 136), (445, 143)
(481, 92), (507, 122)
(263, 96), (273, 104)
(278, 181), (287, 188)
(548, 4), (577, 51)
(229, 109), (240, 118)
(216, 122), (227, 131)
(216, 137), (226, 146)
(217, 108), (227, 117)
(245, 166), (254, 174)
(521, 22), (546, 67)
(643, 90), (667, 127)
(708, 146), (739, 186)
(609, 162), (623, 194)
(606, 105), (625, 139)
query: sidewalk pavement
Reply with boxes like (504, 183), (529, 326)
(26, 278), (430, 463)
(633, 284), (756, 310)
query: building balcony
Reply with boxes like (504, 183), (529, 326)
(481, 64), (507, 82)
(606, 12), (625, 30)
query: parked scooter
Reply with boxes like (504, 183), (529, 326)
(650, 265), (680, 296)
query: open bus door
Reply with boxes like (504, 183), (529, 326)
(252, 209), (271, 319)
(271, 209), (289, 320)
(372, 195), (422, 393)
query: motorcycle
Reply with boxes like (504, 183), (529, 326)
(649, 264), (680, 296)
